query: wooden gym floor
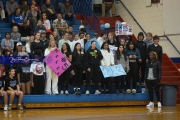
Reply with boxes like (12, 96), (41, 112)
(0, 105), (180, 120)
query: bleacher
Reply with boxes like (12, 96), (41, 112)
(0, 0), (158, 108)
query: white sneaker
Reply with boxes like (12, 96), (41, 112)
(4, 106), (8, 111)
(132, 89), (136, 94)
(157, 102), (162, 108)
(65, 90), (69, 95)
(60, 90), (64, 95)
(146, 102), (154, 107)
(86, 90), (90, 95)
(95, 90), (101, 94)
(126, 89), (131, 94)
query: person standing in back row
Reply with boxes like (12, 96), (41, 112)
(146, 35), (163, 63)
(135, 32), (147, 86)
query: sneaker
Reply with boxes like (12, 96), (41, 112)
(137, 82), (140, 86)
(8, 105), (12, 110)
(141, 82), (145, 86)
(17, 105), (23, 110)
(77, 89), (81, 95)
(116, 90), (119, 94)
(132, 89), (136, 94)
(101, 90), (105, 94)
(95, 90), (101, 94)
(157, 102), (162, 108)
(126, 89), (131, 94)
(65, 90), (69, 95)
(74, 89), (78, 95)
(121, 89), (126, 94)
(105, 90), (110, 94)
(4, 106), (8, 111)
(60, 90), (64, 95)
(86, 90), (90, 95)
(146, 102), (154, 107)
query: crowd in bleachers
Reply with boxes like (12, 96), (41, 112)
(0, 0), (163, 110)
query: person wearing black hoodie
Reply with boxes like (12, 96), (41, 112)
(85, 41), (103, 95)
(135, 32), (147, 86)
(146, 35), (163, 63)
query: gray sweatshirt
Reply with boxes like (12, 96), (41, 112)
(61, 5), (74, 15)
(6, 1), (18, 13)
(114, 53), (130, 72)
(1, 38), (14, 49)
(25, 10), (37, 19)
(11, 32), (21, 42)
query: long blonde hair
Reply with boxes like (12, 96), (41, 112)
(149, 51), (158, 60)
(48, 40), (57, 50)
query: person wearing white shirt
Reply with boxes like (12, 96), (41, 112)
(58, 32), (70, 50)
(44, 40), (59, 95)
(97, 32), (107, 48)
(100, 42), (114, 94)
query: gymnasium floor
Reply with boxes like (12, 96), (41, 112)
(0, 106), (180, 120)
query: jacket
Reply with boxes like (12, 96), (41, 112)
(72, 52), (86, 70)
(135, 40), (147, 60)
(146, 44), (163, 62)
(100, 49), (114, 66)
(85, 48), (103, 68)
(144, 60), (162, 81)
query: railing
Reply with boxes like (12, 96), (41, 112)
(119, 0), (180, 54)
(74, 0), (99, 31)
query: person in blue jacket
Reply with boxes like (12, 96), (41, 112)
(126, 41), (140, 94)
(11, 8), (24, 28)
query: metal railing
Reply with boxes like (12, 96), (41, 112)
(119, 0), (180, 54)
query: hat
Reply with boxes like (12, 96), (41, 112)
(39, 30), (46, 34)
(65, 0), (70, 3)
(16, 42), (22, 46)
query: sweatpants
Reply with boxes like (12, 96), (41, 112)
(115, 75), (126, 90)
(59, 68), (70, 90)
(138, 59), (146, 83)
(127, 62), (138, 89)
(45, 65), (59, 94)
(86, 66), (100, 90)
(32, 75), (45, 94)
(73, 66), (83, 88)
(146, 79), (160, 102)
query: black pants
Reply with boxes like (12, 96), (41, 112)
(146, 79), (160, 102)
(86, 66), (100, 90)
(138, 59), (146, 83)
(101, 71), (110, 90)
(59, 68), (70, 90)
(32, 75), (45, 94)
(73, 66), (83, 88)
(127, 62), (138, 89)
(115, 75), (126, 90)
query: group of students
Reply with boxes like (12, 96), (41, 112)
(0, 30), (163, 110)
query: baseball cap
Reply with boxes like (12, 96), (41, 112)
(16, 42), (22, 46)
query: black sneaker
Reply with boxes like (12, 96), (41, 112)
(105, 90), (111, 94)
(77, 89), (81, 95)
(74, 89), (78, 95)
(101, 90), (105, 94)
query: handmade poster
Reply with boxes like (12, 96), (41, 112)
(44, 48), (71, 76)
(115, 21), (133, 35)
(100, 64), (126, 78)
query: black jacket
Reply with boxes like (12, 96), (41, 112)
(85, 48), (103, 68)
(136, 40), (147, 60)
(146, 44), (163, 62)
(72, 52), (86, 70)
(144, 60), (162, 81)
